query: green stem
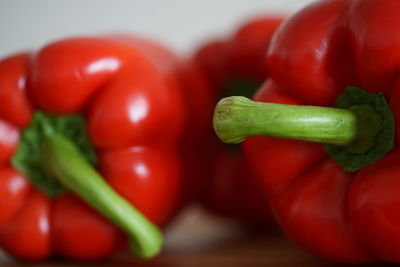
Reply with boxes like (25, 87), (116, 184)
(40, 134), (162, 258)
(213, 96), (381, 152)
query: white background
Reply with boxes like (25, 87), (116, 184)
(0, 0), (315, 58)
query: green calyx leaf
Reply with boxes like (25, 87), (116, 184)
(324, 86), (395, 172)
(11, 111), (97, 197)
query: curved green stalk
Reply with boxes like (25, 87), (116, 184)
(40, 134), (162, 258)
(214, 96), (360, 146)
(213, 86), (395, 172)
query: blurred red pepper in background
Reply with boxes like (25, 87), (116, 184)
(192, 15), (284, 223)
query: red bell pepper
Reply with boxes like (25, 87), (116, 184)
(214, 0), (400, 263)
(193, 16), (284, 222)
(0, 35), (186, 260)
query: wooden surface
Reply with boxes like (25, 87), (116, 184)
(0, 207), (395, 267)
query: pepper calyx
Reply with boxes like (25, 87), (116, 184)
(324, 86), (394, 172)
(11, 111), (97, 197)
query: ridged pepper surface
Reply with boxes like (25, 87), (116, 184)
(214, 0), (400, 263)
(0, 35), (187, 261)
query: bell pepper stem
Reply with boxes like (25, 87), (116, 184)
(40, 134), (162, 258)
(213, 96), (381, 152)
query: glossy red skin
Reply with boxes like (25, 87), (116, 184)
(99, 145), (182, 225)
(1, 190), (51, 260)
(0, 36), (186, 260)
(243, 0), (400, 263)
(0, 54), (33, 128)
(51, 194), (125, 260)
(193, 16), (284, 223)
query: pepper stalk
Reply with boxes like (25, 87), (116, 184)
(213, 87), (395, 172)
(40, 134), (162, 258)
(12, 112), (162, 258)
